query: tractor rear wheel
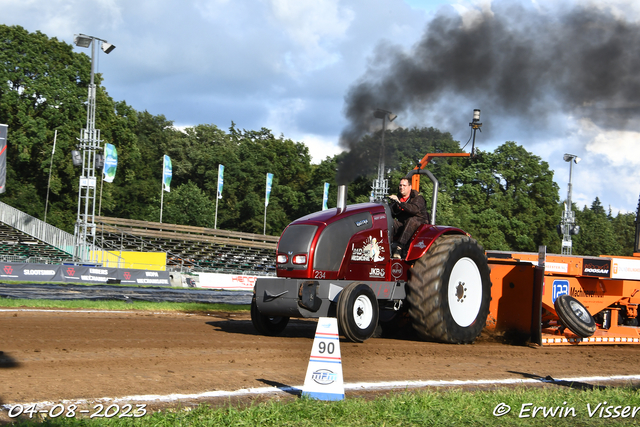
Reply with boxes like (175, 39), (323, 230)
(554, 295), (596, 338)
(251, 296), (289, 336)
(337, 282), (379, 343)
(407, 235), (491, 344)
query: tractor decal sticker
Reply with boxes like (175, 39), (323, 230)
(373, 214), (386, 221)
(351, 236), (385, 262)
(355, 219), (369, 227)
(369, 267), (385, 278)
(582, 259), (611, 277)
(413, 240), (427, 249)
(552, 279), (569, 303)
(391, 262), (403, 279)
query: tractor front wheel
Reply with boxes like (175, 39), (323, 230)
(337, 282), (379, 343)
(554, 295), (596, 338)
(251, 296), (290, 336)
(407, 235), (491, 344)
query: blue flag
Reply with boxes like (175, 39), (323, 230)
(163, 155), (172, 192)
(103, 143), (118, 183)
(265, 173), (273, 207)
(322, 182), (330, 210)
(217, 164), (224, 199)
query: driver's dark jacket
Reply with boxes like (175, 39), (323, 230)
(391, 189), (430, 224)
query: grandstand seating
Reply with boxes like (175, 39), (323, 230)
(0, 205), (279, 275)
(0, 222), (73, 263)
(93, 216), (278, 275)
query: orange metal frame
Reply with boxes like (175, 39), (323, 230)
(410, 153), (470, 191)
(406, 151), (640, 345)
(487, 252), (640, 346)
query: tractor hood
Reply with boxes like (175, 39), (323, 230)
(276, 202), (392, 278)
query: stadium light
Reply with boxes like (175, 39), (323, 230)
(560, 153), (581, 254)
(72, 33), (115, 263)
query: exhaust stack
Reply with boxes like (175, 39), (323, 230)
(337, 185), (347, 213)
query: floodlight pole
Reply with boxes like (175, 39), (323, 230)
(561, 153), (580, 255)
(371, 109), (396, 201)
(73, 34), (114, 263)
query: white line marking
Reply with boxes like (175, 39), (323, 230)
(3, 374), (640, 410)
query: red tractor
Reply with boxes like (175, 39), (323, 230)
(252, 153), (492, 343)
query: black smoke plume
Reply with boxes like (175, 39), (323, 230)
(338, 1), (640, 182)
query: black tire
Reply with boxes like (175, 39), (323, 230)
(554, 295), (596, 338)
(407, 235), (492, 344)
(337, 282), (379, 343)
(250, 296), (289, 336)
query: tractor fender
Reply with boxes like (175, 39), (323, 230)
(405, 225), (469, 262)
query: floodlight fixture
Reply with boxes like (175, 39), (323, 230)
(101, 42), (116, 54)
(74, 34), (93, 48)
(563, 153), (581, 164)
(473, 109), (481, 122)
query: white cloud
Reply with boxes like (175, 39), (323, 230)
(583, 121), (640, 167)
(300, 134), (344, 164)
(268, 0), (355, 73)
(450, 0), (494, 29)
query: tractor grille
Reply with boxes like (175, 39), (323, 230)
(277, 224), (318, 270)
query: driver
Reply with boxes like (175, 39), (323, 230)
(388, 178), (430, 259)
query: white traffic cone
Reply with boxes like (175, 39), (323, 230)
(301, 317), (344, 401)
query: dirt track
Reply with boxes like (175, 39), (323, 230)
(2, 309), (640, 413)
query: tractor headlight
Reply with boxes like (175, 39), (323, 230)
(292, 254), (307, 265)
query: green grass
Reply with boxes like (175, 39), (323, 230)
(8, 386), (640, 426)
(0, 297), (249, 312)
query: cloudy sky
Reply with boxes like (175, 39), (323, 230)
(4, 0), (640, 214)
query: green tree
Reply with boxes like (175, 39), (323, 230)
(450, 142), (561, 252)
(104, 111), (178, 222)
(611, 211), (636, 256)
(573, 198), (623, 256)
(162, 181), (216, 228)
(0, 25), (88, 230)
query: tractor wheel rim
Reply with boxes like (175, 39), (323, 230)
(353, 295), (373, 329)
(447, 257), (482, 327)
(569, 300), (591, 323)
